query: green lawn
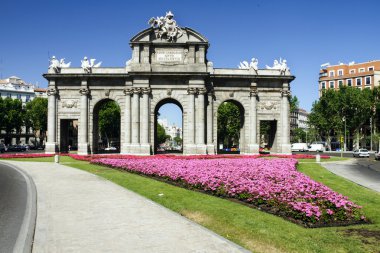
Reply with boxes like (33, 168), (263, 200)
(2, 156), (380, 252)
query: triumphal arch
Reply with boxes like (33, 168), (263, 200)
(44, 11), (295, 155)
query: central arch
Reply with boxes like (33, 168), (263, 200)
(216, 99), (245, 154)
(154, 98), (183, 154)
(92, 99), (121, 154)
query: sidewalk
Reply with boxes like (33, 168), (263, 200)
(321, 159), (380, 193)
(4, 161), (249, 253)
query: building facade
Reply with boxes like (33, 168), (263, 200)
(319, 60), (380, 97)
(43, 12), (295, 155)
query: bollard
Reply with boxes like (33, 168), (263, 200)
(316, 154), (320, 163)
(54, 154), (59, 163)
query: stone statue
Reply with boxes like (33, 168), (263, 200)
(238, 58), (258, 73)
(266, 58), (289, 74)
(148, 11), (183, 42)
(49, 56), (71, 73)
(81, 56), (102, 73)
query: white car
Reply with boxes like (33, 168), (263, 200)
(353, 149), (370, 158)
(291, 143), (309, 152)
(308, 144), (325, 152)
(375, 152), (380, 160)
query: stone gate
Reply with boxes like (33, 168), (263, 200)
(44, 12), (295, 155)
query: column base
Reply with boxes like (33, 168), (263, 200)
(183, 144), (197, 155)
(121, 143), (132, 154)
(78, 143), (89, 155)
(247, 144), (260, 154)
(281, 144), (292, 155)
(206, 144), (216, 155)
(140, 144), (151, 155)
(196, 144), (207, 154)
(45, 142), (58, 154)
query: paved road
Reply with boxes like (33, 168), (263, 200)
(0, 162), (28, 252)
(3, 161), (249, 253)
(321, 159), (380, 192)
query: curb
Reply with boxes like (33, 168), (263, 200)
(0, 162), (37, 253)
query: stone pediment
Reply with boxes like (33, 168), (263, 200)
(130, 27), (208, 45)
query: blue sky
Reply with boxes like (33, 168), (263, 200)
(1, 0), (380, 127)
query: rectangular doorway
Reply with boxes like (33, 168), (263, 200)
(60, 119), (78, 153)
(260, 120), (277, 152)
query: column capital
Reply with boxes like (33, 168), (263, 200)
(79, 88), (90, 96)
(123, 88), (133, 96)
(142, 87), (151, 95)
(47, 88), (58, 96)
(187, 87), (197, 95)
(250, 88), (258, 97)
(281, 89), (291, 98)
(132, 88), (142, 94)
(198, 87), (207, 95)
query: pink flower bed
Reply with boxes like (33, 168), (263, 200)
(0, 153), (54, 159)
(66, 153), (329, 161)
(91, 157), (364, 226)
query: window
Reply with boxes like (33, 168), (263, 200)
(329, 70), (334, 77)
(368, 66), (374, 71)
(338, 80), (343, 87)
(350, 69), (356, 74)
(365, 76), (371, 85)
(7, 93), (11, 98)
(356, 78), (362, 86)
(321, 82), (326, 89)
(359, 68), (365, 73)
(347, 79), (352, 86)
(338, 69), (344, 76)
(16, 94), (22, 100)
(26, 95), (31, 102)
(329, 81), (335, 88)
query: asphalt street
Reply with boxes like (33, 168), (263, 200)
(0, 162), (28, 252)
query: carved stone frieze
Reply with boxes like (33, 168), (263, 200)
(61, 100), (78, 108)
(123, 88), (133, 96)
(258, 101), (279, 111)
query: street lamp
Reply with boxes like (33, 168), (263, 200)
(370, 117), (373, 151)
(343, 116), (346, 151)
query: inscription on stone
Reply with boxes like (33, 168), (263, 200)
(156, 50), (182, 62)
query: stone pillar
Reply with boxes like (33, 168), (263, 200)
(206, 91), (215, 154)
(185, 87), (197, 154)
(121, 88), (132, 153)
(196, 87), (207, 154)
(131, 88), (141, 152)
(140, 87), (151, 154)
(45, 86), (58, 154)
(248, 87), (259, 154)
(281, 86), (292, 154)
(78, 86), (89, 155)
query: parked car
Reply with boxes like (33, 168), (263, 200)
(375, 152), (380, 160)
(308, 144), (325, 152)
(0, 143), (6, 153)
(353, 149), (370, 158)
(291, 143), (309, 152)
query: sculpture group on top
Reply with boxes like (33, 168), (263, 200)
(238, 57), (289, 75)
(48, 56), (71, 73)
(81, 57), (102, 73)
(148, 11), (184, 42)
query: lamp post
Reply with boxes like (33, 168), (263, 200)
(370, 117), (373, 151)
(343, 116), (346, 151)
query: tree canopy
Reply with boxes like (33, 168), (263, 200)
(157, 123), (170, 145)
(98, 100), (120, 147)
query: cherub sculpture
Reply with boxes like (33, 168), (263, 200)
(81, 56), (102, 73)
(238, 58), (259, 73)
(266, 58), (289, 74)
(49, 56), (71, 73)
(148, 11), (183, 42)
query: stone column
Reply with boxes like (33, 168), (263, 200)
(140, 88), (151, 154)
(131, 88), (141, 147)
(121, 88), (132, 153)
(248, 87), (259, 154)
(45, 86), (58, 154)
(281, 86), (292, 154)
(186, 87), (197, 153)
(78, 87), (89, 155)
(206, 91), (215, 154)
(196, 87), (207, 154)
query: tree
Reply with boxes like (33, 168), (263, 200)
(98, 101), (120, 147)
(290, 95), (299, 113)
(25, 97), (48, 145)
(3, 98), (23, 144)
(157, 123), (169, 145)
(217, 101), (241, 148)
(173, 136), (182, 146)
